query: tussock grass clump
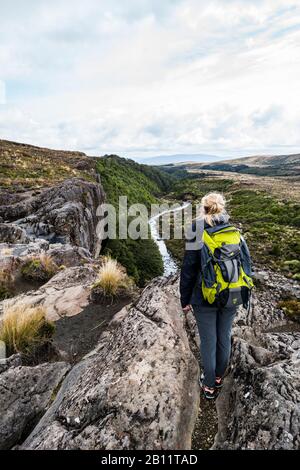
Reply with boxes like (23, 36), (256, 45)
(39, 253), (58, 274)
(1, 247), (13, 256)
(0, 304), (55, 357)
(21, 253), (59, 282)
(93, 257), (133, 297)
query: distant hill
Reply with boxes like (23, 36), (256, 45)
(184, 153), (300, 177)
(135, 153), (223, 166)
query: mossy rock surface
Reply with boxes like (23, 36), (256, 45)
(278, 299), (300, 323)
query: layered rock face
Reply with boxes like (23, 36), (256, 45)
(0, 224), (30, 244)
(213, 270), (300, 450)
(20, 277), (199, 450)
(0, 178), (105, 256)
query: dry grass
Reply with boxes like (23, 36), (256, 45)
(93, 257), (131, 297)
(1, 247), (13, 256)
(39, 252), (58, 274)
(0, 304), (55, 356)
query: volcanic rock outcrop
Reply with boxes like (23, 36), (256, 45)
(0, 178), (105, 256)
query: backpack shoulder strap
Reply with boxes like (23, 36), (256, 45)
(203, 225), (241, 255)
(205, 223), (234, 234)
(202, 229), (218, 253)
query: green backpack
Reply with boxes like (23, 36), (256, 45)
(201, 224), (253, 309)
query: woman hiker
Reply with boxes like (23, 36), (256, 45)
(180, 192), (253, 400)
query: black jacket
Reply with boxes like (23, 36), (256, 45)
(179, 219), (252, 308)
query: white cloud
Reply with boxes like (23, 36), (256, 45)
(0, 0), (300, 157)
(0, 81), (5, 104)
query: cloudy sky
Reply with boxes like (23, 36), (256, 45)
(1, 0), (300, 159)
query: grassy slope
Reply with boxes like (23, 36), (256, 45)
(0, 139), (97, 190)
(96, 155), (172, 207)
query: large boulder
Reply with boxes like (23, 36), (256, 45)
(0, 178), (105, 256)
(0, 359), (70, 450)
(21, 277), (199, 450)
(1, 265), (98, 321)
(213, 332), (300, 450)
(47, 243), (93, 267)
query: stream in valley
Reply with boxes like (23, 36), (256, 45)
(149, 202), (190, 276)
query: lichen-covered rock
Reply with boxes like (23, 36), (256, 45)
(0, 239), (49, 262)
(47, 243), (93, 267)
(0, 224), (29, 244)
(0, 360), (70, 450)
(0, 354), (22, 374)
(21, 277), (199, 450)
(0, 241), (93, 283)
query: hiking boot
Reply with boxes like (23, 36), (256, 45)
(215, 376), (223, 389)
(202, 385), (217, 400)
(199, 374), (217, 400)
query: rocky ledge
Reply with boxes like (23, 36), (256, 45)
(16, 277), (199, 450)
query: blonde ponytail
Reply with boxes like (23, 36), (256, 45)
(201, 192), (226, 226)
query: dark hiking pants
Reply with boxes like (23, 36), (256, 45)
(192, 304), (237, 388)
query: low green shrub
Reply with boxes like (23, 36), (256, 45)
(278, 299), (300, 319)
(21, 253), (59, 282)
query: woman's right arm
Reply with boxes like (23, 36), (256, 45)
(180, 220), (203, 308)
(180, 248), (200, 308)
